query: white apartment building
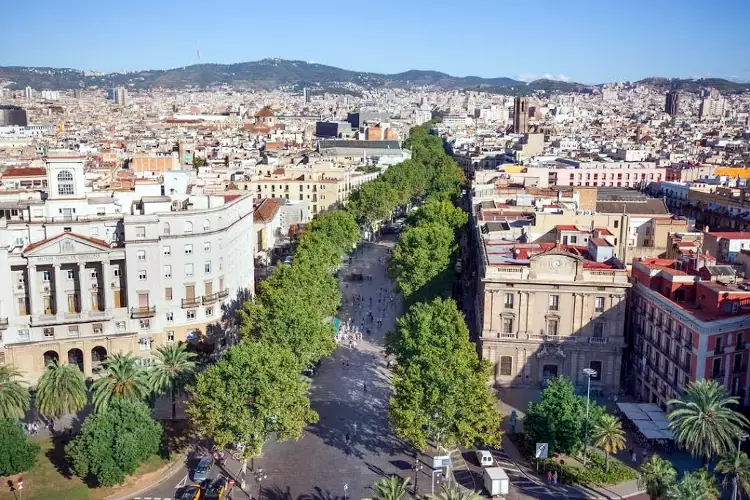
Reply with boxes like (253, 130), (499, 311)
(0, 153), (254, 383)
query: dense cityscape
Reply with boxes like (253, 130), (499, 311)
(2, 13), (750, 500)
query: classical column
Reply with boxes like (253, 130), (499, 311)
(102, 260), (114, 311)
(53, 264), (66, 316)
(78, 262), (88, 313)
(27, 264), (40, 316)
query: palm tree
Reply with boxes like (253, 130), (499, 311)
(716, 450), (750, 500)
(147, 343), (196, 421)
(372, 475), (410, 500)
(638, 454), (677, 500)
(91, 353), (150, 413)
(667, 380), (750, 462)
(35, 361), (87, 418)
(668, 469), (719, 500)
(592, 414), (627, 472)
(0, 364), (30, 420)
(428, 483), (483, 500)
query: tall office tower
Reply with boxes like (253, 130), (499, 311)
(513, 97), (528, 134)
(303, 87), (311, 103)
(698, 88), (726, 122)
(24, 86), (33, 101)
(114, 87), (128, 106)
(664, 91), (679, 116)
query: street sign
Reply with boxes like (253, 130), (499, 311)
(432, 455), (451, 469)
(535, 443), (548, 459)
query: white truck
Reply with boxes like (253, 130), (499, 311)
(483, 466), (509, 497)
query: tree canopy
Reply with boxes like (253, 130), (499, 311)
(66, 399), (162, 487)
(35, 361), (87, 418)
(0, 417), (39, 476)
(186, 340), (318, 459)
(407, 199), (467, 232)
(390, 222), (456, 298)
(0, 364), (30, 420)
(348, 181), (399, 224)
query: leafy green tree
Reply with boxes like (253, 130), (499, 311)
(381, 159), (428, 206)
(667, 380), (750, 462)
(372, 475), (410, 500)
(428, 483), (482, 500)
(348, 181), (398, 223)
(408, 199), (467, 232)
(638, 454), (677, 500)
(295, 229), (345, 271)
(592, 414), (627, 472)
(0, 417), (39, 475)
(186, 341), (318, 467)
(35, 361), (87, 418)
(390, 222), (456, 297)
(426, 156), (464, 201)
(259, 259), (341, 319)
(66, 398), (162, 487)
(304, 209), (360, 256)
(91, 353), (150, 413)
(388, 299), (502, 451)
(668, 469), (718, 500)
(148, 343), (197, 421)
(523, 377), (606, 456)
(0, 364), (30, 420)
(716, 450), (750, 500)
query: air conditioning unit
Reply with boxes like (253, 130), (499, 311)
(92, 283), (98, 289)
(42, 285), (50, 292)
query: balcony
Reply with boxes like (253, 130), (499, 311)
(181, 298), (201, 309)
(0, 318), (7, 330)
(715, 346), (725, 355)
(498, 332), (517, 339)
(528, 334), (560, 342)
(130, 306), (156, 318)
(589, 337), (608, 344)
(218, 288), (229, 299)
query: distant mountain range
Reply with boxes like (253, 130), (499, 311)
(0, 59), (748, 96)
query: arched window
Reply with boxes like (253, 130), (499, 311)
(57, 170), (74, 195)
(163, 222), (171, 235)
(203, 219), (210, 231)
(184, 221), (193, 234)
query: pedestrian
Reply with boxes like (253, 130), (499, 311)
(345, 433), (351, 444)
(631, 449), (637, 463)
(547, 471), (552, 483)
(363, 382), (367, 392)
(552, 471), (558, 485)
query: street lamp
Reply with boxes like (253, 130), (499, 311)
(412, 458), (424, 494)
(734, 432), (749, 500)
(253, 467), (267, 500)
(582, 367), (598, 466)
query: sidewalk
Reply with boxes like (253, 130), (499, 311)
(501, 434), (645, 499)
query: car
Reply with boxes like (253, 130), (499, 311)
(283, 255), (293, 264)
(180, 484), (202, 500)
(191, 455), (214, 482)
(204, 476), (228, 500)
(475, 449), (494, 467)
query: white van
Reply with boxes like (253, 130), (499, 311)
(475, 450), (494, 467)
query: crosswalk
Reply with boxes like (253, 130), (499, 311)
(450, 450), (478, 492)
(490, 449), (568, 498)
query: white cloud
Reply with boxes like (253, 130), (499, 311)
(516, 72), (570, 83)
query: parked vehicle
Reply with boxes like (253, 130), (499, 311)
(483, 466), (509, 497)
(475, 449), (494, 467)
(204, 476), (228, 499)
(180, 484), (202, 500)
(191, 455), (214, 482)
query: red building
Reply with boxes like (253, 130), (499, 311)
(630, 253), (750, 410)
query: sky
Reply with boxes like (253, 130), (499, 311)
(2, 0), (749, 84)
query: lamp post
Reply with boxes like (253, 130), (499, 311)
(253, 467), (267, 500)
(582, 367), (598, 466)
(431, 469), (442, 496)
(412, 457), (424, 494)
(734, 432), (749, 500)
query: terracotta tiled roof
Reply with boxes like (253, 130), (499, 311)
(255, 106), (275, 118)
(23, 232), (112, 254)
(253, 198), (280, 223)
(2, 167), (46, 177)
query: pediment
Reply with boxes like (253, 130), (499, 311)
(530, 251), (581, 277)
(23, 233), (111, 258)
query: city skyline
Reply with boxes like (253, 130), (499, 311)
(2, 0), (749, 84)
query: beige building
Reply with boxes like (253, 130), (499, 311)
(474, 235), (630, 391)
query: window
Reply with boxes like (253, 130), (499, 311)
(89, 227), (99, 237)
(163, 246), (171, 256)
(163, 222), (171, 235)
(548, 319), (559, 336)
(203, 219), (210, 231)
(57, 170), (74, 195)
(115, 321), (126, 332)
(549, 295), (559, 311)
(138, 270), (147, 280)
(165, 287), (172, 300)
(166, 312), (174, 323)
(219, 257), (223, 271)
(68, 325), (79, 337)
(90, 270), (98, 279)
(167, 331), (175, 343)
(114, 268), (121, 278)
(614, 220), (619, 229)
(589, 361), (602, 381)
(499, 356), (513, 376)
(43, 327), (54, 339)
(139, 319), (150, 330)
(593, 323), (604, 337)
(204, 261), (211, 274)
(737, 332), (744, 348)
(504, 293), (514, 308)
(502, 318), (514, 334)
(184, 244), (193, 255)
(185, 263), (194, 277)
(186, 310), (196, 320)
(18, 329), (29, 340)
(139, 337), (151, 350)
(595, 296), (605, 313)
(136, 357), (153, 367)
(204, 241), (211, 253)
(42, 270), (51, 282)
(184, 221), (193, 233)
(163, 265), (172, 278)
(92, 323), (103, 334)
(67, 269), (74, 280)
(205, 306), (214, 316)
(135, 226), (146, 238)
(137, 250), (146, 261)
